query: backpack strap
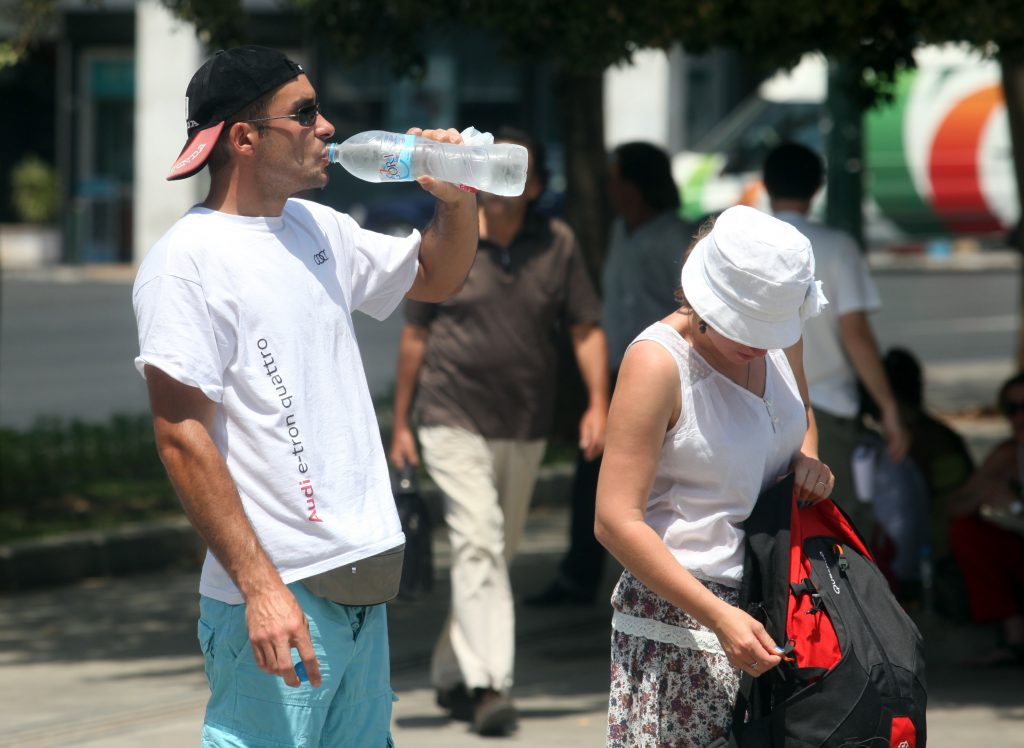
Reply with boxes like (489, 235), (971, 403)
(729, 473), (798, 746)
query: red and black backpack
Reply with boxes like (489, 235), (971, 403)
(727, 473), (928, 747)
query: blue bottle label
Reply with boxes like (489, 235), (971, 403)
(378, 134), (416, 181)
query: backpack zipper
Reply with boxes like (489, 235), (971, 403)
(830, 543), (900, 694)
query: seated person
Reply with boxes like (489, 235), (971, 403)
(883, 348), (974, 557)
(858, 348), (974, 600)
(948, 372), (1024, 665)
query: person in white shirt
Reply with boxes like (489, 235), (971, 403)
(763, 142), (909, 539)
(133, 46), (477, 747)
(596, 205), (834, 746)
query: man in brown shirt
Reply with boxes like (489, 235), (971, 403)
(390, 129), (609, 736)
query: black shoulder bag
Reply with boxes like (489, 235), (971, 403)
(395, 466), (435, 601)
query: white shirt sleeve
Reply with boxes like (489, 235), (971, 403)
(830, 233), (881, 317)
(335, 212), (421, 321)
(133, 273), (229, 403)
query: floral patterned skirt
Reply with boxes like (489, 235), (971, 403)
(607, 569), (741, 748)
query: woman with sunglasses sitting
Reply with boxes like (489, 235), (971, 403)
(948, 371), (1024, 666)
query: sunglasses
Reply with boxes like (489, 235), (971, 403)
(242, 102), (321, 128)
(1003, 401), (1024, 416)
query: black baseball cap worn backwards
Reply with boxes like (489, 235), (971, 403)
(167, 45), (304, 180)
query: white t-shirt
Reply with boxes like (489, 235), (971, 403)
(133, 198), (420, 603)
(634, 323), (807, 586)
(775, 211), (881, 418)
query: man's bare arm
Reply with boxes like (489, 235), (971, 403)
(145, 364), (321, 688)
(838, 310), (909, 461)
(404, 128), (479, 302)
(389, 324), (429, 469)
(570, 323), (610, 461)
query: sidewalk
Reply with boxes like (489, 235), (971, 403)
(0, 505), (611, 748)
(1, 500), (1023, 747)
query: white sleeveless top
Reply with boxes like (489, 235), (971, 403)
(632, 322), (807, 587)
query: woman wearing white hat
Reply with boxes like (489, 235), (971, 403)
(595, 205), (834, 746)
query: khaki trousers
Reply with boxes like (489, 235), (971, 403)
(419, 425), (547, 693)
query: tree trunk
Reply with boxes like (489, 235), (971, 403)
(555, 68), (610, 283)
(825, 59), (865, 249)
(1000, 56), (1024, 370)
(550, 68), (610, 446)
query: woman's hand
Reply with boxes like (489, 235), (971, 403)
(792, 453), (834, 505)
(710, 602), (783, 677)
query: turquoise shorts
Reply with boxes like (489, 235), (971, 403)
(197, 582), (395, 747)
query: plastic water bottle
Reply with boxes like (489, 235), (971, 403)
(327, 130), (529, 196)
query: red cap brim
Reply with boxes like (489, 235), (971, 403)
(166, 122), (226, 180)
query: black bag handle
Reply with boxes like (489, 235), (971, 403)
(394, 464), (434, 601)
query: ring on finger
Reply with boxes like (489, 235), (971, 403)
(749, 661), (759, 669)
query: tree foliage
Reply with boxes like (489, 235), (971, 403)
(160, 0), (923, 98)
(3, 0), (59, 69)
(909, 0), (1024, 60)
(9, 0), (1023, 95)
(6, 0), (1010, 109)
(160, 0), (247, 48)
(148, 0), (987, 134)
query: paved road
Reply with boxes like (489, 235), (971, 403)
(1, 504), (1022, 747)
(872, 268), (1020, 414)
(1, 256), (1019, 429)
(0, 269), (406, 428)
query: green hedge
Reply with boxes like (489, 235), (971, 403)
(0, 414), (178, 541)
(0, 404), (580, 543)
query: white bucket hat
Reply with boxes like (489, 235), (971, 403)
(680, 205), (828, 349)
